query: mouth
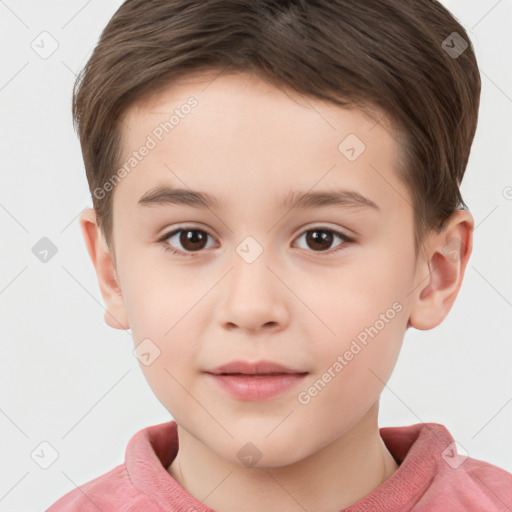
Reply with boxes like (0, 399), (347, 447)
(203, 360), (309, 400)
(213, 372), (307, 377)
(205, 359), (308, 376)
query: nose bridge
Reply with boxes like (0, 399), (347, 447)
(218, 238), (287, 331)
(229, 237), (275, 301)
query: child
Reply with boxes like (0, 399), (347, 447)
(47, 0), (512, 510)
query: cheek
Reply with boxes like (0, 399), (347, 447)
(299, 247), (410, 395)
(302, 251), (410, 340)
(302, 299), (406, 431)
(120, 259), (200, 338)
(118, 268), (204, 395)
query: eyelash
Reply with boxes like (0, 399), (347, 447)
(157, 225), (354, 257)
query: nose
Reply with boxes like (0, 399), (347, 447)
(217, 251), (289, 333)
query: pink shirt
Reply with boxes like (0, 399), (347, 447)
(47, 421), (512, 511)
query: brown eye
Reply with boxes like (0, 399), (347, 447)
(160, 227), (215, 255)
(159, 225), (353, 258)
(178, 229), (209, 251)
(295, 227), (352, 254)
(305, 229), (334, 251)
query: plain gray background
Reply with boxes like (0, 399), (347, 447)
(1, 0), (511, 510)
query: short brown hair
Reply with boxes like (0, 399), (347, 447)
(72, 0), (481, 261)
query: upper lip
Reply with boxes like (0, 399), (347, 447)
(205, 360), (308, 375)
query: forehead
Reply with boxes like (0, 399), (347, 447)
(124, 69), (392, 134)
(114, 70), (409, 217)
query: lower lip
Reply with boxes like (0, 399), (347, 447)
(205, 372), (308, 401)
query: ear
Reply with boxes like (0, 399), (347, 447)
(79, 208), (130, 330)
(408, 209), (474, 330)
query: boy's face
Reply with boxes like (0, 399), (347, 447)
(85, 71), (464, 466)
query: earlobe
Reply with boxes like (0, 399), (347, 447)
(79, 208), (130, 330)
(408, 210), (474, 331)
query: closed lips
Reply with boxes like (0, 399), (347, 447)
(206, 359), (308, 375)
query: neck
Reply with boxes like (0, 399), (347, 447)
(167, 403), (399, 512)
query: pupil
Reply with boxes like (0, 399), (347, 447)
(307, 230), (332, 251)
(181, 230), (206, 250)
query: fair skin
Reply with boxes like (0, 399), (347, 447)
(80, 70), (473, 512)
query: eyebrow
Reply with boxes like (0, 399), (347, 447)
(137, 186), (380, 212)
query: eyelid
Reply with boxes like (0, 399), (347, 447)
(295, 222), (355, 240)
(157, 222), (211, 241)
